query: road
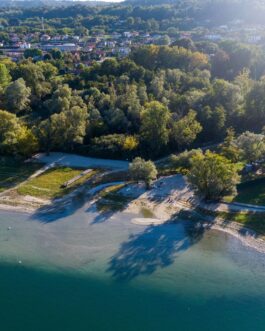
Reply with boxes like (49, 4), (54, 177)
(32, 152), (129, 170)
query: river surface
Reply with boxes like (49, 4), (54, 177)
(0, 201), (265, 331)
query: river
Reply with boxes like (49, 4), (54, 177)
(0, 202), (265, 331)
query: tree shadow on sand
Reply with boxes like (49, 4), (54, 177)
(31, 189), (90, 223)
(107, 218), (212, 282)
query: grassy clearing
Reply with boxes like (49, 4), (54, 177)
(231, 177), (265, 206)
(17, 167), (98, 199)
(0, 156), (42, 192)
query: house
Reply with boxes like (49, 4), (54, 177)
(124, 31), (132, 38)
(19, 42), (31, 49)
(40, 34), (51, 42)
(42, 43), (79, 52)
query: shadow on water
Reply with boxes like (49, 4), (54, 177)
(107, 217), (213, 282)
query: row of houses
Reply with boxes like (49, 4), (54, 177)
(0, 30), (169, 63)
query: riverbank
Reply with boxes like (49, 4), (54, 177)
(0, 170), (265, 254)
(125, 197), (265, 254)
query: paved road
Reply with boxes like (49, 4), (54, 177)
(32, 152), (129, 170)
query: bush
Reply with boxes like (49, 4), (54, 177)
(129, 157), (157, 188)
(169, 149), (202, 169)
(78, 134), (139, 160)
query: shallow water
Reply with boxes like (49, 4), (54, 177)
(1, 203), (265, 331)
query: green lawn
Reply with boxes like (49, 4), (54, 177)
(17, 167), (97, 199)
(233, 177), (265, 206)
(0, 156), (42, 192)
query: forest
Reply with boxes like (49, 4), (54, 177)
(0, 1), (264, 167)
(0, 40), (265, 161)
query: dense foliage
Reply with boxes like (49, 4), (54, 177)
(1, 1), (265, 161)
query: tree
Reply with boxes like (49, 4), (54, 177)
(15, 125), (39, 157)
(170, 110), (202, 150)
(220, 128), (241, 162)
(235, 131), (265, 163)
(37, 62), (58, 80)
(24, 48), (43, 59)
(4, 78), (31, 114)
(37, 106), (88, 152)
(129, 157), (157, 189)
(0, 63), (11, 89)
(245, 79), (265, 130)
(156, 35), (171, 46)
(140, 101), (170, 156)
(44, 84), (86, 115)
(49, 48), (63, 60)
(188, 150), (240, 200)
(88, 134), (138, 159)
(12, 62), (49, 99)
(0, 110), (38, 156)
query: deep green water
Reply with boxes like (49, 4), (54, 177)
(1, 206), (265, 331)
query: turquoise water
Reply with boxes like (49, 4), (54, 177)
(1, 206), (265, 331)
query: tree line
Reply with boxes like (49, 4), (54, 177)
(1, 43), (265, 161)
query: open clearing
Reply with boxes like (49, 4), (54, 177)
(232, 178), (265, 206)
(17, 167), (97, 199)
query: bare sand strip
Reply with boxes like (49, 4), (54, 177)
(131, 218), (166, 225)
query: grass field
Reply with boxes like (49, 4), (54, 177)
(0, 157), (42, 193)
(232, 177), (265, 206)
(17, 167), (97, 199)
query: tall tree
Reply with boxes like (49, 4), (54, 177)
(140, 101), (170, 157)
(38, 106), (88, 151)
(170, 110), (202, 150)
(235, 131), (265, 163)
(0, 110), (37, 156)
(0, 63), (11, 90)
(188, 150), (240, 200)
(5, 78), (31, 114)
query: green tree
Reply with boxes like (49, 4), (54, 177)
(220, 128), (241, 162)
(235, 131), (265, 163)
(129, 157), (157, 189)
(0, 110), (38, 156)
(12, 61), (50, 99)
(245, 79), (265, 130)
(170, 110), (202, 150)
(24, 48), (43, 59)
(0, 63), (11, 90)
(156, 35), (171, 46)
(45, 84), (86, 115)
(5, 78), (31, 114)
(188, 150), (240, 200)
(140, 101), (170, 156)
(38, 106), (88, 151)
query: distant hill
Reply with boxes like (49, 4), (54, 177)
(0, 0), (115, 7)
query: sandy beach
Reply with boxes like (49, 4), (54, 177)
(0, 173), (265, 254)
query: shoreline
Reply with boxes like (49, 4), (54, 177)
(0, 203), (36, 214)
(0, 190), (265, 254)
(126, 198), (265, 254)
